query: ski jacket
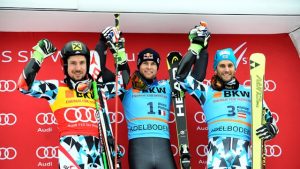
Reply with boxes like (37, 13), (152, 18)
(19, 79), (100, 138)
(180, 75), (274, 141)
(121, 80), (172, 140)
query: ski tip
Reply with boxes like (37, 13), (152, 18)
(250, 53), (266, 60)
(166, 51), (182, 69)
(167, 51), (182, 57)
(249, 53), (266, 70)
(166, 51), (182, 62)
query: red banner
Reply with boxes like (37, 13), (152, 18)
(0, 32), (299, 169)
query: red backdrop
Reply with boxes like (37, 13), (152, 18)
(0, 32), (299, 169)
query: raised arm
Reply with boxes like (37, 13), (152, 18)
(18, 39), (56, 91)
(176, 22), (210, 82)
(96, 26), (130, 86)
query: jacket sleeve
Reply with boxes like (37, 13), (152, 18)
(176, 49), (208, 82)
(95, 35), (129, 101)
(17, 57), (58, 100)
(17, 58), (41, 91)
(263, 101), (279, 129)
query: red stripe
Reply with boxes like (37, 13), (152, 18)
(238, 112), (247, 118)
(59, 145), (81, 169)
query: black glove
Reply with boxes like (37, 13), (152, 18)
(256, 122), (279, 140)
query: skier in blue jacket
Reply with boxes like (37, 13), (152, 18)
(176, 24), (279, 169)
(99, 27), (177, 169)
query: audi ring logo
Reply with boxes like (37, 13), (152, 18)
(0, 147), (17, 160)
(243, 80), (276, 92)
(0, 80), (17, 92)
(36, 146), (58, 159)
(118, 144), (126, 155)
(196, 144), (208, 157)
(265, 144), (282, 157)
(168, 111), (176, 124)
(36, 112), (57, 125)
(271, 112), (279, 123)
(0, 113), (17, 126)
(194, 112), (206, 124)
(64, 107), (97, 123)
(108, 111), (125, 124)
(171, 144), (178, 156)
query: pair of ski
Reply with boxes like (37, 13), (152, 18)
(167, 52), (191, 169)
(88, 14), (123, 169)
(250, 53), (267, 169)
(90, 53), (122, 169)
(167, 52), (267, 169)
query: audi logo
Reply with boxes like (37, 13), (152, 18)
(194, 112), (206, 124)
(0, 113), (17, 126)
(36, 146), (58, 159)
(118, 144), (126, 156)
(64, 107), (97, 123)
(36, 112), (57, 125)
(265, 144), (282, 157)
(0, 147), (17, 160)
(271, 112), (279, 124)
(243, 80), (276, 92)
(108, 111), (125, 124)
(0, 80), (17, 92)
(168, 111), (176, 124)
(196, 144), (208, 157)
(171, 144), (178, 156)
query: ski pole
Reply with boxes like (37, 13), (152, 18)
(92, 81), (108, 169)
(90, 53), (115, 169)
(114, 13), (120, 169)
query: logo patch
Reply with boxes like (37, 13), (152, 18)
(143, 53), (153, 59)
(72, 42), (83, 51)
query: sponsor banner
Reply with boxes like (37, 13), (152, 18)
(1, 32), (298, 169)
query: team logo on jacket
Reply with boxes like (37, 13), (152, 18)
(223, 90), (250, 98)
(213, 92), (222, 98)
(158, 109), (166, 116)
(213, 91), (250, 98)
(64, 107), (97, 123)
(143, 87), (166, 94)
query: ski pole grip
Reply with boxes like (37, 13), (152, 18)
(92, 81), (99, 100)
(114, 14), (120, 31)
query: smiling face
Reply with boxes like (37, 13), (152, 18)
(67, 55), (87, 81)
(139, 60), (158, 80)
(214, 60), (236, 82)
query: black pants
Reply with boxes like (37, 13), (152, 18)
(128, 137), (177, 169)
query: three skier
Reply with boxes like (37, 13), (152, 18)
(18, 22), (279, 169)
